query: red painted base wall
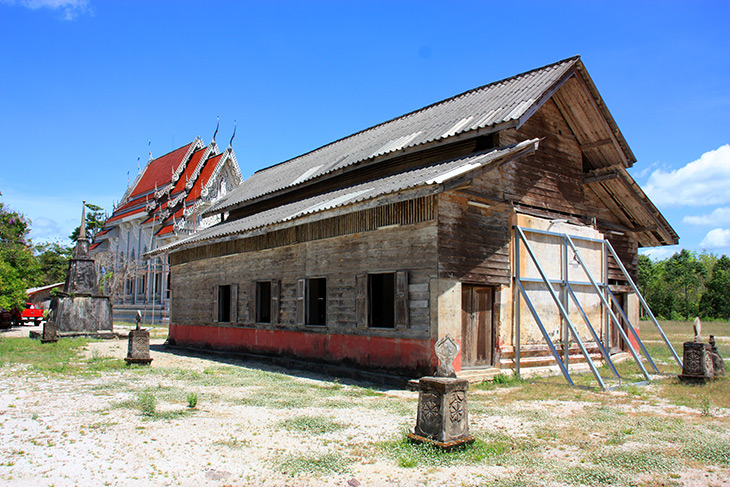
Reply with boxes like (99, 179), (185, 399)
(169, 324), (438, 376)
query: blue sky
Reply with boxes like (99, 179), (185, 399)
(0, 0), (728, 260)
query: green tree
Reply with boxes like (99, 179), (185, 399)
(700, 255), (730, 320)
(69, 203), (105, 243)
(638, 256), (675, 319)
(35, 242), (72, 285)
(665, 249), (707, 320)
(0, 193), (40, 309)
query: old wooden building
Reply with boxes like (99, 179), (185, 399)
(152, 57), (677, 379)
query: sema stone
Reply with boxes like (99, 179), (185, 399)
(125, 329), (153, 365)
(409, 376), (473, 448)
(41, 318), (58, 344)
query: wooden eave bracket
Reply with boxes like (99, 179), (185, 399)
(584, 168), (620, 185)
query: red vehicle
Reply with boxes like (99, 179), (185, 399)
(20, 302), (44, 326)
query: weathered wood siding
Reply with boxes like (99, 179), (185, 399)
(437, 192), (512, 285)
(500, 97), (639, 281)
(500, 98), (586, 215)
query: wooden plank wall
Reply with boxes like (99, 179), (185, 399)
(500, 98), (587, 215)
(437, 191), (512, 285)
(170, 220), (438, 339)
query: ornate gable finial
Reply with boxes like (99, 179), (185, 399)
(212, 116), (219, 144)
(148, 141), (153, 161)
(228, 120), (236, 149)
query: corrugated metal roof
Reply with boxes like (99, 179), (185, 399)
(150, 139), (539, 256)
(207, 57), (579, 216)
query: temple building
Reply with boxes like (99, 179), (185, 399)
(150, 57), (678, 383)
(92, 136), (242, 324)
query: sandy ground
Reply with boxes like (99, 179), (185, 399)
(1, 325), (729, 486)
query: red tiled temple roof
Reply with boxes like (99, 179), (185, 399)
(187, 152), (223, 201)
(129, 142), (194, 198)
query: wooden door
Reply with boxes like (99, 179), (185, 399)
(461, 285), (495, 367)
(609, 293), (627, 352)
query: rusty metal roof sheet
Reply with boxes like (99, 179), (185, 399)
(207, 57), (580, 216)
(150, 139), (539, 255)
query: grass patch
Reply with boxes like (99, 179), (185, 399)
(0, 336), (89, 373)
(557, 464), (631, 486)
(378, 429), (525, 468)
(592, 447), (681, 473)
(277, 452), (351, 476)
(681, 433), (730, 466)
(276, 415), (346, 434)
(474, 372), (526, 391)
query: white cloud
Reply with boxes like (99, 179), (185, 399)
(683, 207), (730, 226)
(639, 245), (681, 261)
(2, 0), (90, 20)
(699, 228), (730, 249)
(643, 144), (730, 207)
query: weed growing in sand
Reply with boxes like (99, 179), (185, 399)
(277, 415), (346, 435)
(186, 392), (198, 408)
(138, 392), (157, 416)
(277, 452), (351, 476)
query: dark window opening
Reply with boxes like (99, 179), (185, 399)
(256, 281), (272, 323)
(369, 273), (395, 328)
(473, 133), (497, 153)
(306, 278), (327, 326)
(218, 285), (231, 322)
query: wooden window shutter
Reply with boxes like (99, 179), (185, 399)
(356, 274), (368, 329)
(296, 278), (305, 326)
(230, 284), (238, 323)
(271, 279), (280, 324)
(248, 282), (256, 324)
(212, 285), (219, 323)
(395, 270), (409, 328)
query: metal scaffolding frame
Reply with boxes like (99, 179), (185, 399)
(513, 226), (682, 390)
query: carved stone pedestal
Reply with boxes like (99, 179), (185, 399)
(125, 329), (153, 365)
(678, 341), (714, 384)
(408, 377), (474, 449)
